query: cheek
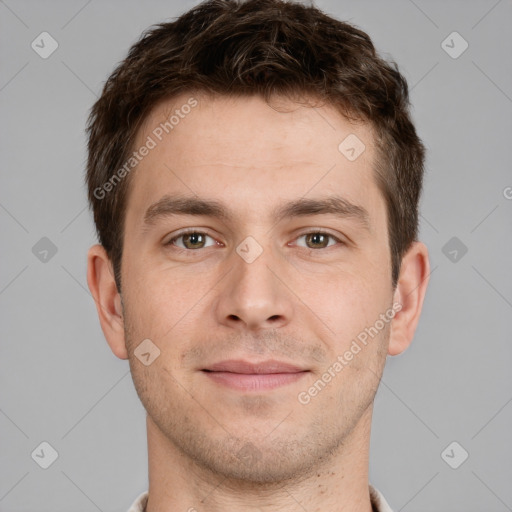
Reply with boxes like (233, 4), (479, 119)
(306, 272), (391, 356)
(129, 358), (180, 427)
(304, 270), (375, 322)
(123, 261), (190, 325)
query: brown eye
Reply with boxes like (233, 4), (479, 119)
(305, 233), (330, 248)
(182, 232), (206, 249)
(296, 232), (339, 249)
(167, 231), (216, 250)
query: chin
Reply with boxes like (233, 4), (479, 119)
(182, 432), (338, 487)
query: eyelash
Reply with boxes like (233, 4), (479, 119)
(164, 229), (344, 251)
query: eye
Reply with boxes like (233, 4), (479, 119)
(295, 231), (341, 249)
(165, 230), (218, 250)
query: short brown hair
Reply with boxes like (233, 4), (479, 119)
(86, 0), (425, 292)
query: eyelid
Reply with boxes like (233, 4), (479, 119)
(294, 228), (343, 239)
(164, 228), (220, 248)
(292, 229), (344, 248)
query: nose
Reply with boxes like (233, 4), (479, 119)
(214, 244), (293, 332)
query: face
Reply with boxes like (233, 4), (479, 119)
(119, 93), (396, 482)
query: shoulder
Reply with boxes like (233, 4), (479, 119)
(126, 491), (148, 512)
(369, 484), (394, 512)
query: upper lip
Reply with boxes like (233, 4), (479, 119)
(203, 359), (308, 374)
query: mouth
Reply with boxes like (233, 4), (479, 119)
(201, 359), (310, 392)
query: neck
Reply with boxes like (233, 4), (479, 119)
(144, 406), (374, 512)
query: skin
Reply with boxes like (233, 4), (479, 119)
(87, 92), (430, 512)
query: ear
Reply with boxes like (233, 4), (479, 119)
(86, 244), (128, 359)
(388, 241), (430, 356)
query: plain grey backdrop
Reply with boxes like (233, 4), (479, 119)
(1, 0), (511, 511)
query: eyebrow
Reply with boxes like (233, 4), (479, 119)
(142, 194), (371, 232)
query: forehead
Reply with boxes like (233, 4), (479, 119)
(138, 92), (374, 164)
(125, 92), (384, 230)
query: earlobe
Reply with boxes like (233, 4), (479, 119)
(388, 241), (430, 356)
(86, 244), (128, 360)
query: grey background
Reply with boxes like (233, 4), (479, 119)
(1, 0), (511, 510)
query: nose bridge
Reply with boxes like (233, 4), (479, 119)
(215, 236), (292, 331)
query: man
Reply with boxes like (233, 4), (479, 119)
(85, 0), (430, 510)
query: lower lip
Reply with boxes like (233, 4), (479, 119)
(203, 371), (308, 391)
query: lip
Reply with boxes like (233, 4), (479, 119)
(202, 359), (309, 392)
(204, 359), (307, 374)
